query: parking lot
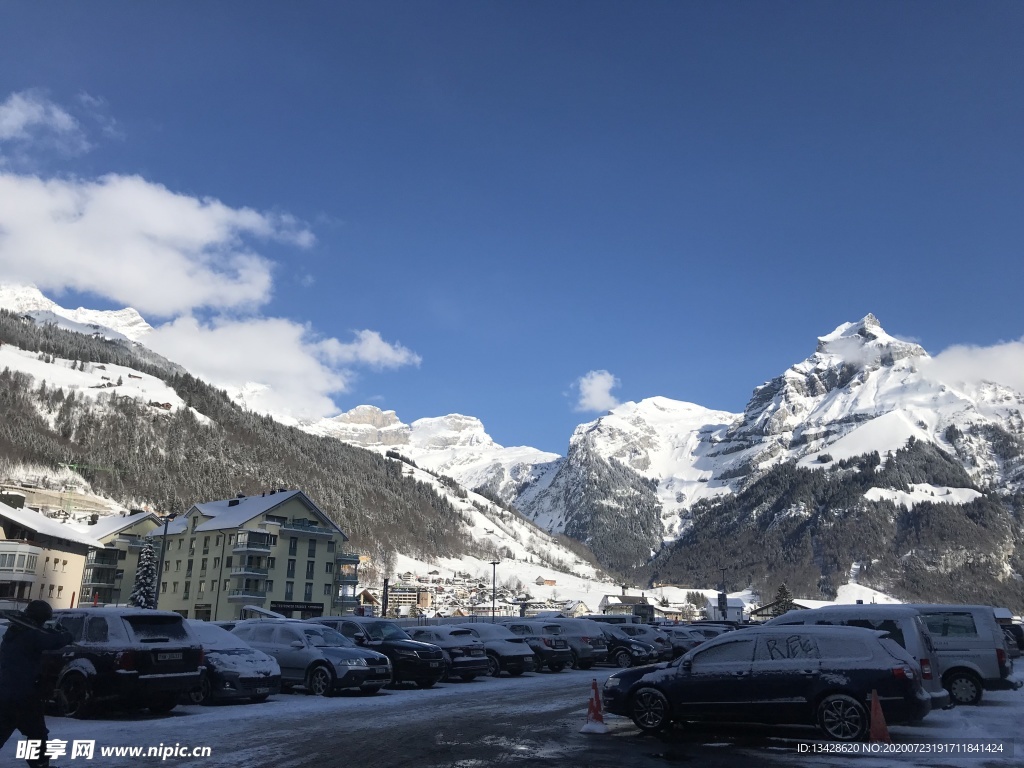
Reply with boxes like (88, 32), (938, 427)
(2, 667), (1020, 768)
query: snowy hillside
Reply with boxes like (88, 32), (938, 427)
(0, 284), (153, 341)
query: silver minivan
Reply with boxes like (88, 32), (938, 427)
(765, 604), (950, 710)
(902, 604), (1021, 705)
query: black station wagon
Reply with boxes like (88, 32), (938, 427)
(603, 624), (931, 741)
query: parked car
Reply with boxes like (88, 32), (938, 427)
(764, 604), (951, 711)
(603, 624), (931, 741)
(454, 622), (535, 677)
(231, 619), (391, 695)
(615, 623), (675, 661)
(1003, 623), (1024, 660)
(184, 620), (281, 705)
(44, 608), (204, 718)
(520, 618), (609, 669)
(497, 620), (574, 672)
(904, 604), (1022, 705)
(664, 625), (708, 656)
(309, 616), (445, 688)
(583, 614), (645, 626)
(405, 626), (490, 681)
(600, 624), (659, 668)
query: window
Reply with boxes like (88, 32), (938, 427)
(323, 583), (332, 596)
(200, 558), (207, 576)
(203, 536), (210, 548)
(53, 560), (59, 571)
(288, 537), (298, 556)
(175, 560), (181, 571)
(304, 583), (313, 602)
(85, 618), (108, 643)
(228, 534), (234, 545)
(755, 634), (820, 661)
(252, 625), (275, 643)
(186, 559), (193, 577)
(287, 559), (296, 578)
(307, 539), (316, 558)
(173, 582), (179, 593)
(189, 537), (196, 555)
(191, 516), (198, 531)
(924, 612), (978, 638)
(223, 580), (230, 590)
(161, 582), (167, 593)
(61, 560), (67, 572)
(215, 535), (222, 546)
(265, 579), (274, 592)
(327, 540), (335, 553)
(325, 562), (333, 574)
(177, 540), (183, 550)
(57, 615), (85, 641)
(117, 549), (126, 561)
(267, 557), (276, 569)
(692, 638), (755, 666)
(225, 556), (233, 568)
(183, 582), (191, 599)
(305, 560), (315, 579)
(213, 557), (220, 570)
(48, 585), (54, 597)
(198, 581), (205, 594)
(285, 582), (294, 601)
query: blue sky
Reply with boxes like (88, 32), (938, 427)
(0, 2), (1021, 454)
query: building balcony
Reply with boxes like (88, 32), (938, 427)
(86, 549), (120, 567)
(335, 572), (359, 586)
(232, 532), (275, 554)
(231, 565), (269, 578)
(227, 589), (268, 603)
(278, 520), (335, 538)
(82, 574), (117, 588)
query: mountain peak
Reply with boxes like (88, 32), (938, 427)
(815, 314), (926, 365)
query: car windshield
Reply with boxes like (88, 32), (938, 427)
(303, 627), (353, 647)
(188, 621), (252, 650)
(363, 621), (411, 641)
(462, 624), (515, 640)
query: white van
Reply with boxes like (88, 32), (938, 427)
(902, 604), (1021, 705)
(764, 604), (950, 710)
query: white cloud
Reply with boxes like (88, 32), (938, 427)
(0, 172), (313, 317)
(922, 338), (1024, 394)
(318, 330), (421, 370)
(0, 90), (422, 423)
(0, 90), (88, 154)
(146, 317), (419, 421)
(574, 370), (621, 412)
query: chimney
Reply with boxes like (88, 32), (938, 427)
(228, 499), (240, 507)
(856, 599), (864, 604)
(269, 489), (276, 495)
(88, 514), (99, 526)
(236, 493), (245, 499)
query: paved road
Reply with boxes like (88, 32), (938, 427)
(2, 668), (1017, 768)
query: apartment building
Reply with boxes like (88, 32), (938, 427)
(78, 510), (163, 606)
(149, 489), (358, 621)
(0, 499), (102, 610)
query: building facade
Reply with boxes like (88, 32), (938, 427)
(0, 500), (102, 611)
(148, 490), (358, 621)
(79, 511), (163, 606)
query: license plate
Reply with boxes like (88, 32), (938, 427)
(157, 652), (182, 661)
(255, 687), (269, 694)
(429, 661), (439, 668)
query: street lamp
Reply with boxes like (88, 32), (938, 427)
(154, 513), (177, 610)
(490, 560), (500, 622)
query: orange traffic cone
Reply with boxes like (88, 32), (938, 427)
(868, 689), (891, 743)
(580, 678), (610, 734)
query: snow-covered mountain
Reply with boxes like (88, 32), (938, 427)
(0, 284), (153, 342)
(302, 406), (560, 504)
(513, 314), (1024, 559)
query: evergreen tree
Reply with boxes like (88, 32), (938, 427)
(128, 543), (158, 609)
(771, 583), (795, 616)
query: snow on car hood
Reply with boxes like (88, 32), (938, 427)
(206, 648), (280, 676)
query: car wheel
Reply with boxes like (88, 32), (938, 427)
(548, 662), (565, 672)
(56, 673), (93, 719)
(578, 661), (593, 670)
(817, 693), (868, 742)
(508, 669), (525, 677)
(460, 674), (477, 682)
(570, 651), (580, 670)
(306, 665), (335, 697)
(359, 685), (382, 695)
(187, 675), (213, 706)
(615, 650), (634, 668)
(250, 694), (270, 703)
(630, 687), (670, 732)
(486, 654), (502, 678)
(148, 694), (178, 714)
(946, 671), (983, 706)
(415, 679), (436, 689)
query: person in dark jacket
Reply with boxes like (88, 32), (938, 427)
(0, 600), (73, 768)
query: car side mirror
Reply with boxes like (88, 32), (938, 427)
(354, 634), (367, 645)
(681, 659), (692, 673)
(290, 640), (304, 649)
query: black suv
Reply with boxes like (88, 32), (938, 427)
(310, 617), (446, 688)
(498, 620), (574, 672)
(600, 624), (659, 668)
(47, 608), (205, 717)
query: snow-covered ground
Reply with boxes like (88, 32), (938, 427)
(864, 483), (984, 510)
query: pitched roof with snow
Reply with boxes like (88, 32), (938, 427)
(0, 501), (104, 548)
(71, 511), (161, 541)
(189, 490), (346, 537)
